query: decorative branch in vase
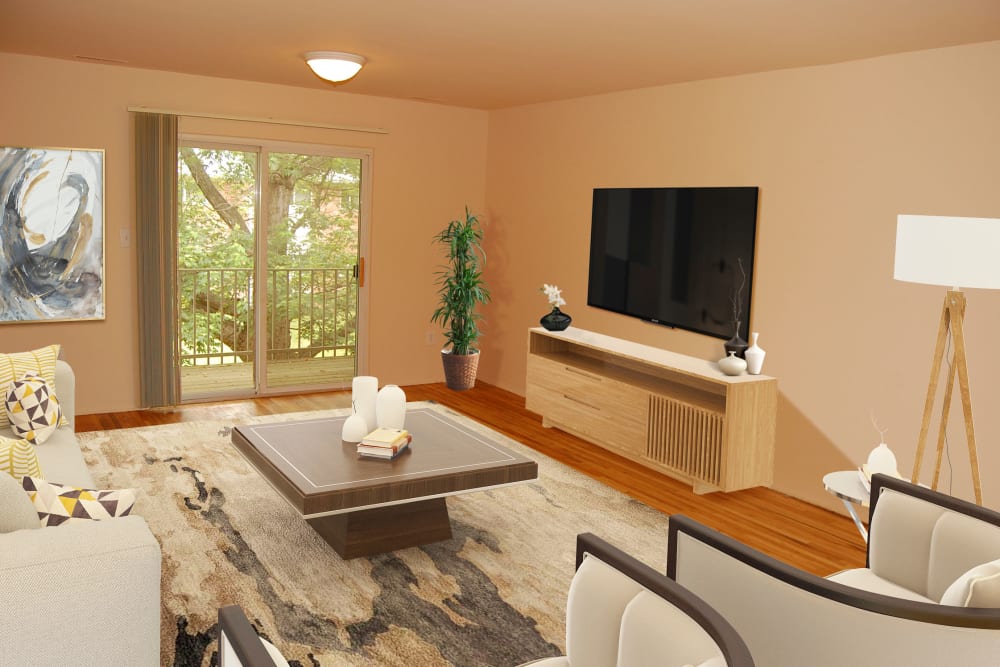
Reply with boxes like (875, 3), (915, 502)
(539, 284), (571, 331)
(724, 258), (748, 358)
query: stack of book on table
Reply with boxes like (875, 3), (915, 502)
(357, 427), (411, 460)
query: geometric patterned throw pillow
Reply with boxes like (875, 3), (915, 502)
(21, 476), (136, 527)
(0, 345), (62, 430)
(0, 435), (42, 480)
(5, 372), (63, 444)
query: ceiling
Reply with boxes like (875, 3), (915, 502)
(5, 0), (1000, 109)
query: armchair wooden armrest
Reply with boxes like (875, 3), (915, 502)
(218, 606), (282, 667)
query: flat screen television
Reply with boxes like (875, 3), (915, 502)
(587, 186), (759, 342)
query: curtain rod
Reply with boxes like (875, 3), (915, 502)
(127, 106), (389, 135)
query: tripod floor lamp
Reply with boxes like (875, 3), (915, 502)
(894, 214), (1000, 505)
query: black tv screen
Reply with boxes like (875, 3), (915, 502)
(587, 186), (759, 342)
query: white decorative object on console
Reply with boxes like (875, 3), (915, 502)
(717, 352), (746, 376)
(376, 384), (407, 429)
(745, 332), (766, 375)
(351, 376), (378, 432)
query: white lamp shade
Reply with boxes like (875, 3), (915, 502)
(304, 51), (365, 82)
(894, 215), (1000, 289)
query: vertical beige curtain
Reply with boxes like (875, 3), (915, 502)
(133, 112), (179, 408)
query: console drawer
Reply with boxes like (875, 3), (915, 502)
(527, 354), (607, 396)
(527, 383), (647, 456)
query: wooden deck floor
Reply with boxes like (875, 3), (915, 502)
(180, 356), (356, 396)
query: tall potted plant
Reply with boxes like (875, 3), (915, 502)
(431, 207), (491, 390)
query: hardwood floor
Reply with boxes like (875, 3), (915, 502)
(76, 381), (867, 576)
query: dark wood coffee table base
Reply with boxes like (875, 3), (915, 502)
(306, 498), (453, 559)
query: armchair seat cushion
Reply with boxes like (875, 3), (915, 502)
(827, 568), (934, 603)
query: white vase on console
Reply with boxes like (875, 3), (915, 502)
(718, 351), (747, 376)
(745, 332), (766, 375)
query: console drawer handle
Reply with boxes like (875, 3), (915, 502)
(563, 394), (602, 411)
(565, 366), (603, 381)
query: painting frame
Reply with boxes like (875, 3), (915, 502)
(0, 145), (106, 323)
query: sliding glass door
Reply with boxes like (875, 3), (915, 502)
(177, 139), (370, 400)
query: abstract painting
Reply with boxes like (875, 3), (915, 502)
(0, 146), (105, 322)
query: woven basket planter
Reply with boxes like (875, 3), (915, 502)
(441, 350), (480, 391)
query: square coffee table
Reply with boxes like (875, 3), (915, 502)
(231, 406), (538, 559)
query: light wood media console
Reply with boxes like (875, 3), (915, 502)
(525, 327), (777, 493)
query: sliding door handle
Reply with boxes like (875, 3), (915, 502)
(354, 257), (365, 287)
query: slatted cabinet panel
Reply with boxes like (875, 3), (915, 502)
(647, 395), (724, 488)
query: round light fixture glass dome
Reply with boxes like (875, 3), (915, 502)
(304, 51), (366, 82)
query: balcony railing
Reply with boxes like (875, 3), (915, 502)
(177, 266), (357, 369)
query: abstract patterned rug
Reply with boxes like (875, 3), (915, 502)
(78, 402), (671, 666)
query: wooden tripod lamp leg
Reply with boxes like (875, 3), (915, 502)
(947, 292), (983, 505)
(931, 359), (957, 491)
(911, 294), (953, 485)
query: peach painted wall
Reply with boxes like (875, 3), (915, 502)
(0, 53), (487, 414)
(4, 42), (999, 513)
(482, 41), (1000, 510)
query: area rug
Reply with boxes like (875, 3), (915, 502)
(78, 402), (671, 667)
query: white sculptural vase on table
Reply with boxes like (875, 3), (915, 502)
(376, 384), (407, 429)
(352, 376), (379, 432)
(341, 412), (369, 443)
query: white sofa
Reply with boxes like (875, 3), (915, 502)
(0, 360), (162, 667)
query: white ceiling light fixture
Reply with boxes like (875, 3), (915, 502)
(303, 51), (366, 83)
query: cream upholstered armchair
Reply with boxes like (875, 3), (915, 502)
(827, 473), (1000, 604)
(667, 474), (1000, 667)
(523, 532), (753, 667)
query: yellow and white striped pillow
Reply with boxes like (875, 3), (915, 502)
(0, 435), (42, 480)
(0, 345), (62, 430)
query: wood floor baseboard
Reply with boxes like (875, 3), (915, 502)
(76, 381), (866, 575)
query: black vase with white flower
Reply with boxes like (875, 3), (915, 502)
(539, 284), (572, 331)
